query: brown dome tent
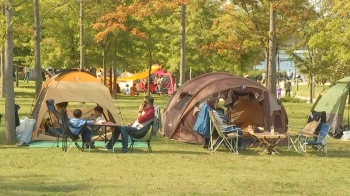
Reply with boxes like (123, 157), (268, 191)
(161, 72), (288, 144)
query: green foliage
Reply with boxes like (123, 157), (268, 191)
(1, 0), (350, 81)
(279, 94), (306, 103)
(248, 69), (265, 80)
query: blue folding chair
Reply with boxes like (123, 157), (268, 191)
(298, 123), (330, 156)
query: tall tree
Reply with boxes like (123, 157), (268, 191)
(4, 0), (16, 144)
(0, 4), (5, 98)
(267, 1), (277, 95)
(34, 0), (42, 92)
(79, 0), (84, 69)
(285, 3), (323, 103)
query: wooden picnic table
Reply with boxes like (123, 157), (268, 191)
(247, 132), (286, 155)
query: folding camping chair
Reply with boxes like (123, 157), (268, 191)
(128, 104), (161, 153)
(128, 120), (154, 153)
(46, 99), (84, 152)
(208, 111), (239, 154)
(298, 123), (330, 156)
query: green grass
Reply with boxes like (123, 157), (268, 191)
(291, 83), (331, 98)
(1, 80), (350, 195)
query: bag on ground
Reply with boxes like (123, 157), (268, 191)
(16, 116), (35, 144)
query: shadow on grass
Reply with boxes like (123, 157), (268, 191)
(15, 91), (36, 99)
(0, 174), (90, 195)
(0, 146), (31, 150)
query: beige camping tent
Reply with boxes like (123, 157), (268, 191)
(31, 69), (120, 140)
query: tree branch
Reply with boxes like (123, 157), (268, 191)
(40, 1), (68, 28)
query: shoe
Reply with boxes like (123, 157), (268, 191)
(85, 143), (95, 149)
(99, 147), (113, 152)
(16, 142), (29, 147)
(237, 146), (246, 150)
(121, 148), (128, 153)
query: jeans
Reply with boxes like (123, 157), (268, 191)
(70, 128), (91, 143)
(81, 130), (91, 143)
(48, 127), (64, 137)
(232, 129), (243, 148)
(106, 126), (138, 150)
(224, 129), (243, 148)
(24, 72), (30, 82)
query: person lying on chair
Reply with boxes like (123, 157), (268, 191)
(68, 109), (95, 148)
(100, 95), (155, 153)
(214, 107), (244, 150)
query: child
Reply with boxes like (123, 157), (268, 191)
(277, 85), (282, 99)
(92, 106), (105, 122)
(125, 84), (130, 95)
(68, 109), (94, 148)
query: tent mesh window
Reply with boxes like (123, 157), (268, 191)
(174, 94), (192, 110)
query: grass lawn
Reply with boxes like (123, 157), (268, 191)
(290, 82), (331, 98)
(1, 81), (350, 195)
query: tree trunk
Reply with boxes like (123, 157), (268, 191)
(102, 49), (107, 85)
(265, 49), (269, 87)
(0, 49), (5, 98)
(112, 51), (117, 99)
(309, 74), (313, 103)
(34, 0), (42, 93)
(267, 1), (277, 95)
(5, 0), (17, 144)
(148, 51), (152, 95)
(79, 0), (84, 70)
(0, 4), (4, 98)
(109, 66), (112, 94)
(179, 4), (186, 85)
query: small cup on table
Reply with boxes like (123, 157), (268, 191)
(248, 125), (254, 134)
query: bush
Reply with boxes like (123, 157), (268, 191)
(248, 70), (265, 80)
(279, 93), (306, 103)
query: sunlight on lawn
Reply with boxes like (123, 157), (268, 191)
(1, 81), (350, 195)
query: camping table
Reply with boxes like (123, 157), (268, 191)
(89, 122), (119, 152)
(248, 132), (286, 155)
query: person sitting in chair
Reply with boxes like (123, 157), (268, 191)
(214, 107), (244, 150)
(68, 109), (95, 148)
(100, 95), (155, 153)
(130, 83), (139, 96)
(92, 106), (105, 122)
(46, 102), (69, 137)
(87, 106), (105, 141)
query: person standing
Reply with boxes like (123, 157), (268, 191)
(157, 76), (163, 94)
(287, 70), (292, 80)
(276, 85), (282, 99)
(23, 66), (30, 83)
(284, 80), (292, 96)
